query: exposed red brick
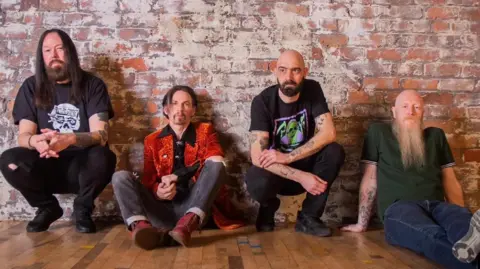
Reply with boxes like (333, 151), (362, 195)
(121, 58), (148, 71)
(332, 47), (365, 61)
(283, 4), (309, 17)
(425, 63), (462, 77)
(347, 91), (372, 104)
(146, 101), (158, 114)
(422, 93), (454, 105)
(426, 7), (458, 19)
(460, 7), (480, 21)
(464, 149), (480, 162)
(318, 34), (348, 47)
(20, 0), (39, 10)
(432, 21), (450, 32)
(312, 48), (323, 60)
(402, 79), (439, 90)
(367, 49), (402, 61)
(119, 29), (150, 40)
(364, 77), (400, 89)
(463, 65), (480, 78)
(468, 107), (480, 118)
(39, 0), (76, 11)
(406, 49), (440, 61)
(438, 79), (475, 91)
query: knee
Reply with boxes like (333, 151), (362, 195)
(87, 146), (117, 168)
(384, 201), (421, 220)
(205, 156), (225, 163)
(0, 147), (34, 173)
(245, 166), (276, 201)
(323, 142), (345, 166)
(111, 170), (136, 188)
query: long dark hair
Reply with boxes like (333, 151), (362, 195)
(162, 85), (198, 119)
(35, 29), (84, 110)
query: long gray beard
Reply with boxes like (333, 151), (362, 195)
(392, 121), (426, 170)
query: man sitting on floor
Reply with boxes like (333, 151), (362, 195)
(342, 89), (480, 269)
(245, 50), (345, 237)
(112, 85), (245, 250)
(0, 29), (116, 233)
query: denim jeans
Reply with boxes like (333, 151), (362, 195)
(384, 200), (477, 269)
(112, 160), (226, 229)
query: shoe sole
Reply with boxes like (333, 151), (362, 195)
(453, 210), (480, 263)
(295, 223), (332, 237)
(134, 227), (160, 250)
(169, 230), (188, 247)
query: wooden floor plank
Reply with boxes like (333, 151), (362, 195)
(0, 222), (449, 269)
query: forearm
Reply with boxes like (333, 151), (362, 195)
(287, 133), (333, 163)
(18, 132), (34, 149)
(357, 175), (377, 227)
(72, 130), (108, 147)
(255, 162), (303, 183)
(446, 181), (465, 207)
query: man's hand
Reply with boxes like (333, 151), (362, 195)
(259, 149), (291, 168)
(156, 182), (177, 200)
(341, 223), (367, 233)
(298, 172), (328, 196)
(161, 174), (178, 186)
(36, 128), (74, 158)
(30, 134), (51, 156)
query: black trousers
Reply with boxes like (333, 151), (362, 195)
(245, 142), (345, 217)
(0, 146), (116, 212)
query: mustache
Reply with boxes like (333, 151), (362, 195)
(281, 80), (297, 86)
(49, 60), (65, 67)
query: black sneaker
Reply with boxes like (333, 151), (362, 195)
(255, 199), (280, 232)
(26, 205), (63, 232)
(294, 210), (332, 237)
(74, 209), (96, 233)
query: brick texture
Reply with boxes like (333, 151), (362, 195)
(0, 0), (478, 225)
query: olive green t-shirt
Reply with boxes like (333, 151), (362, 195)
(361, 123), (455, 221)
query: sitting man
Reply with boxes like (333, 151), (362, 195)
(342, 89), (480, 269)
(245, 50), (345, 237)
(0, 29), (116, 233)
(112, 85), (245, 250)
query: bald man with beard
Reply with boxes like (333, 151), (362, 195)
(342, 90), (480, 269)
(245, 50), (345, 237)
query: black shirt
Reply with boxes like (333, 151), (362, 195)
(249, 79), (330, 153)
(13, 72), (114, 151)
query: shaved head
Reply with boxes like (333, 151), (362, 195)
(275, 50), (309, 98)
(392, 90), (426, 169)
(277, 50), (306, 69)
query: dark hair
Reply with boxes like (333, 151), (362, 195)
(162, 85), (198, 118)
(35, 28), (84, 110)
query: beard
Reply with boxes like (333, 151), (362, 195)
(172, 112), (188, 125)
(45, 60), (69, 82)
(392, 119), (426, 170)
(278, 78), (304, 97)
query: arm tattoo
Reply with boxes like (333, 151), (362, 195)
(276, 164), (296, 178)
(74, 133), (96, 147)
(358, 173), (377, 226)
(259, 136), (269, 151)
(249, 133), (257, 146)
(74, 112), (109, 147)
(97, 112), (109, 122)
(314, 114), (325, 134)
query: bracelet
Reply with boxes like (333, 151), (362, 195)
(27, 135), (34, 149)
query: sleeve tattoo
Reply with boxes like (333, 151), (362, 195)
(74, 112), (109, 147)
(358, 174), (377, 226)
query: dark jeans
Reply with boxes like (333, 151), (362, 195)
(245, 142), (345, 217)
(384, 200), (477, 269)
(112, 160), (226, 229)
(0, 146), (116, 213)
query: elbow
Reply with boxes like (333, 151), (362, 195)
(329, 129), (337, 143)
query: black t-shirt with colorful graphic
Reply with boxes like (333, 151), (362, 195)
(249, 79), (330, 153)
(13, 72), (114, 150)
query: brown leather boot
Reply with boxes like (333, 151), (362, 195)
(131, 221), (171, 250)
(169, 213), (200, 247)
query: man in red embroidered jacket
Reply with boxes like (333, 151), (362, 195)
(112, 86), (245, 250)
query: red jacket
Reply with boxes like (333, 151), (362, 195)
(142, 122), (245, 230)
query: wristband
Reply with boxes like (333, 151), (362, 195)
(28, 135), (34, 149)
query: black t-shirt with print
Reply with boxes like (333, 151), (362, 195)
(13, 72), (114, 150)
(249, 79), (329, 153)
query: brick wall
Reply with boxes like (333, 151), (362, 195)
(0, 0), (478, 223)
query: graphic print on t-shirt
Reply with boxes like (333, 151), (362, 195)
(48, 103), (81, 133)
(272, 109), (308, 153)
